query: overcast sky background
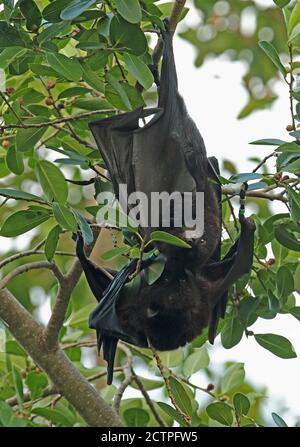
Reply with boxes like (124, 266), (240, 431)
(0, 0), (299, 426)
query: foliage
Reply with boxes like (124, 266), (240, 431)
(0, 0), (299, 428)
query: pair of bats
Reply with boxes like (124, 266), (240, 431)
(74, 23), (256, 384)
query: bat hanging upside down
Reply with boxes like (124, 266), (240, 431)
(74, 21), (256, 384)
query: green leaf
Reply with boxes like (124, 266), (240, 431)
(12, 367), (24, 407)
(0, 21), (30, 48)
(286, 186), (300, 222)
(81, 61), (105, 93)
(288, 1), (300, 34)
(0, 46), (27, 69)
(58, 87), (91, 99)
(19, 0), (42, 31)
(221, 363), (245, 393)
(25, 372), (48, 401)
(233, 393), (250, 416)
(159, 349), (184, 367)
(101, 246), (131, 261)
(157, 402), (187, 426)
(6, 146), (24, 175)
(106, 73), (132, 110)
(52, 202), (77, 231)
(0, 188), (45, 203)
(206, 402), (233, 426)
(46, 52), (83, 82)
(273, 0), (291, 8)
(0, 401), (27, 427)
(276, 266), (294, 300)
(6, 340), (27, 357)
(250, 138), (286, 146)
(275, 142), (300, 153)
(255, 333), (297, 359)
(36, 160), (68, 203)
(150, 231), (191, 248)
(275, 225), (300, 251)
(123, 408), (150, 427)
(169, 377), (193, 417)
(32, 407), (73, 427)
(272, 412), (288, 427)
(230, 172), (262, 183)
(221, 315), (244, 349)
(183, 347), (210, 376)
(124, 53), (154, 89)
(289, 306), (300, 321)
(68, 303), (95, 329)
(45, 225), (61, 262)
(15, 117), (48, 152)
(60, 0), (98, 21)
(115, 0), (142, 24)
(110, 15), (147, 56)
(0, 209), (50, 237)
(144, 257), (166, 285)
(284, 158), (300, 174)
(130, 376), (163, 391)
(43, 0), (74, 22)
(72, 209), (93, 245)
(259, 41), (287, 78)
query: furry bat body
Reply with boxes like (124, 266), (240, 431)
(75, 24), (256, 384)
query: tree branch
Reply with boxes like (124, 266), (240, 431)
(44, 230), (99, 349)
(0, 109), (115, 130)
(0, 288), (122, 426)
(152, 0), (187, 65)
(0, 261), (63, 290)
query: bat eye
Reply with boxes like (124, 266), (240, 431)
(200, 238), (206, 244)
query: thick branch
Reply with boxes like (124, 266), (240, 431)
(0, 288), (121, 427)
(44, 230), (99, 349)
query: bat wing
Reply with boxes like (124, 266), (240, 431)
(205, 217), (256, 343)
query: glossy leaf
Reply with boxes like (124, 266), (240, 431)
(206, 402), (233, 426)
(36, 160), (68, 203)
(0, 209), (51, 237)
(45, 225), (61, 261)
(233, 393), (250, 416)
(150, 231), (191, 248)
(15, 117), (48, 152)
(60, 0), (98, 21)
(183, 347), (210, 376)
(254, 333), (297, 359)
(115, 0), (142, 24)
(124, 53), (154, 89)
(46, 52), (83, 82)
(53, 203), (77, 231)
(259, 41), (287, 77)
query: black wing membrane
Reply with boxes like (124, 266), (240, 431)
(205, 216), (256, 343)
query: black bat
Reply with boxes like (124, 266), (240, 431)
(75, 23), (256, 384)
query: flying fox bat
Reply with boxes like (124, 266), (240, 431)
(75, 22), (256, 384)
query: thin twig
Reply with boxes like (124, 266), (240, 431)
(0, 261), (63, 290)
(112, 344), (134, 413)
(0, 110), (115, 130)
(150, 344), (192, 427)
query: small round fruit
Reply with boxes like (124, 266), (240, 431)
(45, 96), (55, 106)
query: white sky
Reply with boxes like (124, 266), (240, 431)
(0, 0), (299, 426)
